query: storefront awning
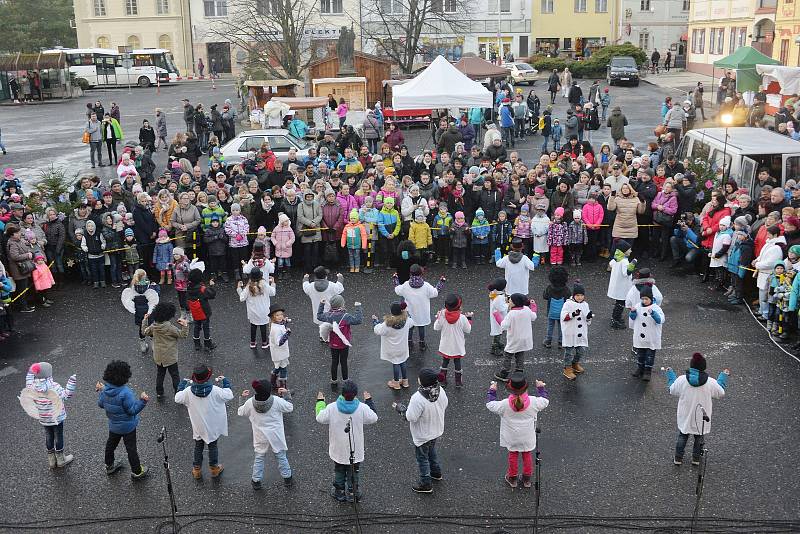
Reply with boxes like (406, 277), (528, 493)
(0, 52), (66, 71)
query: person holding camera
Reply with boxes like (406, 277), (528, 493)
(670, 212), (701, 269)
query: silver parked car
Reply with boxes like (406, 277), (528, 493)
(219, 129), (311, 166)
(502, 62), (538, 85)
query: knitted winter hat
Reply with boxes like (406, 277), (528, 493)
(390, 301), (407, 316)
(329, 294), (345, 309)
(438, 201), (448, 211)
(690, 352), (707, 372)
(572, 281), (585, 297)
(573, 209), (582, 220)
(249, 267), (263, 282)
(488, 278), (507, 292)
(520, 204), (530, 213)
(455, 211), (465, 220)
(734, 215), (750, 229)
(349, 209), (359, 222)
(34, 253), (45, 262)
(509, 293), (529, 308)
(444, 293), (462, 311)
(554, 207), (565, 218)
(616, 239), (631, 253)
(257, 226), (267, 235)
(192, 364), (213, 383)
(414, 209), (425, 221)
(418, 368), (439, 387)
(719, 216), (731, 228)
(506, 371), (528, 394)
(172, 246), (185, 258)
(534, 186), (545, 195)
(341, 380), (358, 401)
(251, 379), (271, 401)
(476, 208), (485, 218)
(787, 216), (800, 229)
(790, 245), (800, 257)
(30, 362), (52, 379)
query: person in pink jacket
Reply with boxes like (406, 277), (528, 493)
(224, 202), (250, 282)
(651, 182), (679, 261)
(270, 213), (295, 279)
(336, 185), (359, 228)
(581, 192), (605, 261)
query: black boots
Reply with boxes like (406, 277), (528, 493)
(632, 365), (644, 378)
(204, 338), (216, 351)
(194, 337), (202, 351)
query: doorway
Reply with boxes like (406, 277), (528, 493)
(206, 42), (232, 73)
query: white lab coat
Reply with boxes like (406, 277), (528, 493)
(237, 396), (294, 453)
(607, 258), (633, 300)
(669, 374), (726, 434)
(500, 306), (537, 353)
(316, 400), (378, 464)
(631, 303), (664, 350)
(486, 394), (549, 451)
(269, 322), (290, 364)
(496, 254), (536, 296)
(374, 318), (413, 364)
(433, 311), (472, 357)
(489, 292), (508, 336)
(237, 282), (276, 326)
(559, 299), (591, 347)
(303, 278), (344, 325)
(755, 236), (786, 290)
(405, 389), (448, 446)
(174, 384), (234, 444)
(625, 283), (662, 328)
(395, 281), (439, 327)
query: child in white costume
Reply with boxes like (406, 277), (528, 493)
(496, 237), (536, 296)
(629, 285), (664, 382)
(303, 266), (344, 342)
(393, 264), (446, 351)
(268, 304), (292, 390)
(607, 239), (636, 329)
(488, 278), (509, 355)
(434, 293), (473, 388)
(560, 282), (592, 381)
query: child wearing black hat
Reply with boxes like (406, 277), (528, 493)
(392, 368), (449, 493)
(488, 278), (509, 355)
(239, 379), (294, 489)
(607, 239), (636, 329)
(268, 304), (292, 391)
(486, 372), (549, 488)
(186, 268), (217, 352)
(315, 381), (378, 502)
(560, 282), (593, 380)
(542, 266), (570, 349)
(394, 263), (446, 351)
(665, 353), (730, 465)
(373, 301), (413, 389)
(433, 293), (474, 387)
(175, 364), (234, 479)
(319, 295), (364, 389)
(629, 285), (664, 381)
(494, 293), (537, 381)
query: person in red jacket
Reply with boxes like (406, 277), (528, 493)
(581, 192), (605, 261)
(700, 195), (731, 281)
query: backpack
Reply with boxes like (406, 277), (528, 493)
(538, 116), (545, 130)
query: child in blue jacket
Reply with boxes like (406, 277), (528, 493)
(541, 266), (570, 348)
(471, 208), (491, 264)
(97, 359), (149, 479)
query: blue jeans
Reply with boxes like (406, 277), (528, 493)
(45, 247), (64, 273)
(675, 432), (705, 460)
(252, 449), (292, 481)
(563, 345), (586, 366)
(277, 257), (291, 268)
(108, 253), (121, 283)
(541, 137), (549, 153)
(415, 438), (441, 484)
(635, 347), (656, 368)
(193, 438), (219, 467)
(88, 257), (104, 283)
(392, 361), (407, 381)
(272, 366), (287, 379)
(347, 248), (361, 269)
(407, 325), (425, 341)
(44, 422), (64, 451)
(334, 461), (359, 492)
(545, 318), (562, 343)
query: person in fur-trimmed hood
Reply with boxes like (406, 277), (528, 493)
(392, 368), (449, 494)
(238, 378), (294, 489)
(373, 301), (413, 389)
(665, 353), (730, 466)
(434, 293), (474, 387)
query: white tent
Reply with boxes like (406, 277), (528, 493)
(756, 64), (800, 95)
(391, 55), (493, 111)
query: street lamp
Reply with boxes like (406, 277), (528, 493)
(720, 113), (733, 178)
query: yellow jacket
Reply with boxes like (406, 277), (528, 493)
(408, 221), (432, 250)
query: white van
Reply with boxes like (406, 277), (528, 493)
(677, 128), (800, 194)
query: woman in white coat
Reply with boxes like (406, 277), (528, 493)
(629, 286), (664, 382)
(315, 381), (378, 502)
(434, 293), (473, 388)
(486, 372), (549, 488)
(373, 301), (413, 389)
(488, 278), (509, 355)
(560, 283), (592, 380)
(394, 264), (445, 350)
(237, 267), (276, 350)
(238, 379), (294, 489)
(754, 227), (786, 319)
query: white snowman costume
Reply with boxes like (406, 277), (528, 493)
(560, 299), (592, 347)
(496, 252), (537, 296)
(607, 257), (633, 301)
(394, 280), (439, 327)
(625, 283), (662, 328)
(631, 303), (664, 350)
(489, 291), (509, 336)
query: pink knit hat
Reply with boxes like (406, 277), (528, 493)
(554, 207), (565, 218)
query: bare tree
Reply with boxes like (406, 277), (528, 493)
(357, 0), (468, 73)
(206, 0), (318, 79)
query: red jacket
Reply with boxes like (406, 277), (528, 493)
(581, 202), (604, 229)
(700, 207), (731, 248)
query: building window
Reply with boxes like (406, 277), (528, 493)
(489, 0), (510, 13)
(97, 36), (110, 48)
(595, 0), (607, 12)
(156, 0), (169, 14)
(574, 0), (587, 12)
(256, 0), (275, 14)
(204, 0), (227, 16)
(682, 0), (690, 10)
(444, 0), (457, 12)
(692, 28), (705, 53)
(640, 0), (650, 10)
(127, 35), (141, 48)
(780, 39), (789, 65)
(737, 27), (747, 48)
(728, 27), (736, 53)
(714, 27), (724, 54)
(94, 0), (107, 16)
(563, 37), (572, 50)
(759, 0), (777, 7)
(158, 34), (172, 49)
(541, 0), (553, 12)
(638, 32), (649, 50)
(125, 0), (138, 15)
(320, 0), (343, 13)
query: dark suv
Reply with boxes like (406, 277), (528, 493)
(607, 56), (640, 86)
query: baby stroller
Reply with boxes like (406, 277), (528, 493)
(525, 112), (540, 137)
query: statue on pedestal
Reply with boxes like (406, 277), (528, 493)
(336, 25), (356, 76)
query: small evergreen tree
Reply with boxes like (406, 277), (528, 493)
(34, 166), (79, 218)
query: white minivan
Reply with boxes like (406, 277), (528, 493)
(677, 128), (800, 194)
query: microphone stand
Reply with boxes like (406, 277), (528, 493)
(690, 407), (709, 534)
(533, 427), (542, 534)
(345, 417), (363, 534)
(158, 427), (178, 534)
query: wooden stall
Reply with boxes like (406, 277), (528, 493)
(312, 76), (367, 111)
(244, 79), (304, 113)
(307, 52), (392, 107)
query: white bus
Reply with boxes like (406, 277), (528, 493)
(43, 48), (174, 88)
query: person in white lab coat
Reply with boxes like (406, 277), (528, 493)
(494, 293), (537, 381)
(238, 378), (294, 489)
(392, 368), (449, 494)
(373, 301), (414, 389)
(268, 304), (292, 390)
(236, 267), (276, 349)
(607, 239), (636, 329)
(486, 372), (549, 488)
(629, 285), (664, 382)
(434, 293), (474, 387)
(488, 278), (509, 355)
(665, 353), (729, 465)
(560, 282), (592, 381)
(303, 266), (344, 341)
(496, 238), (537, 296)
(315, 380), (378, 502)
(174, 364), (234, 479)
(394, 264), (446, 350)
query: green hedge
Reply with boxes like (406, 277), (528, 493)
(529, 44), (646, 79)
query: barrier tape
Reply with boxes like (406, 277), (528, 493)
(10, 261), (55, 304)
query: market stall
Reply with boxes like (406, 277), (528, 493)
(0, 51), (71, 102)
(244, 79), (304, 114)
(381, 79), (431, 124)
(756, 64), (800, 115)
(312, 76), (367, 128)
(271, 96), (330, 138)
